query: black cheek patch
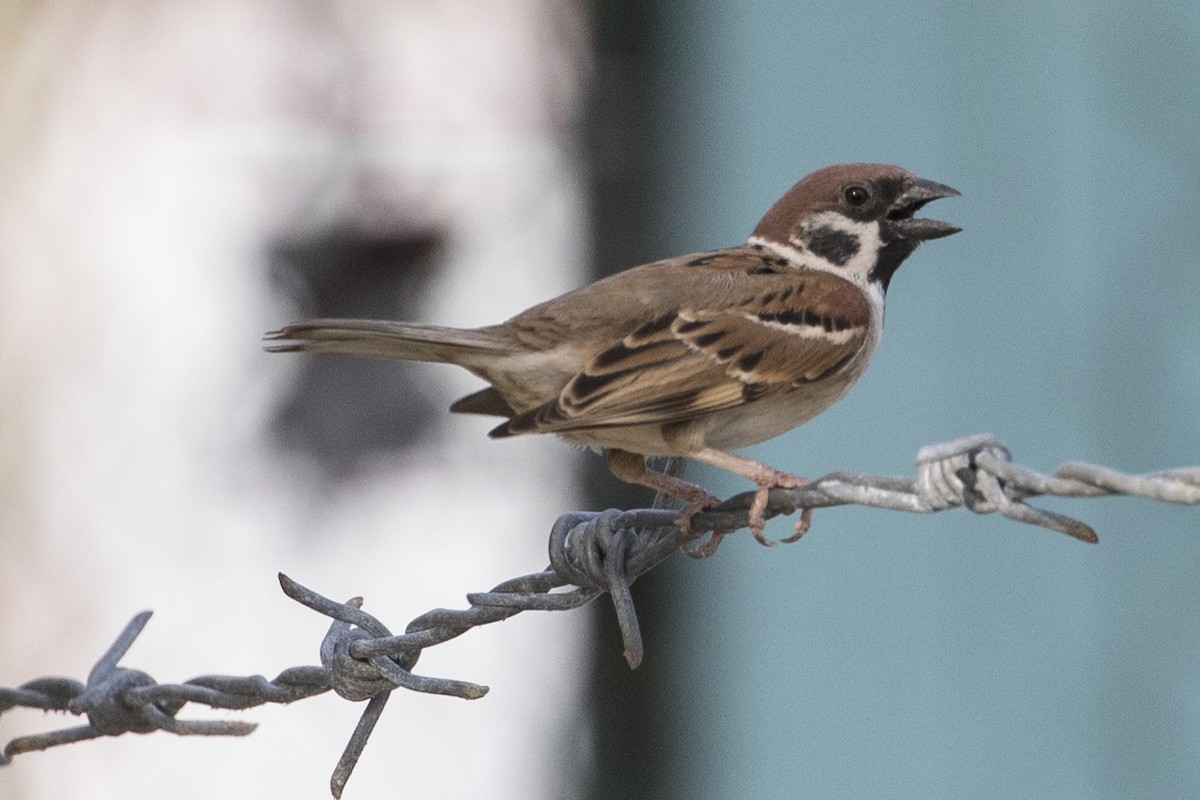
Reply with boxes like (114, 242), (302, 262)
(803, 226), (860, 267)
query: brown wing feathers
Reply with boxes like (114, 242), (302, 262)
(494, 269), (869, 437)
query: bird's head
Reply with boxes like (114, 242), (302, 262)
(750, 163), (961, 292)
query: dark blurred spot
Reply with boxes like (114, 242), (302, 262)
(268, 230), (444, 478)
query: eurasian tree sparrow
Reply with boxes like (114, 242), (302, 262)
(268, 163), (960, 545)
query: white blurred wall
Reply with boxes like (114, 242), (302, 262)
(0, 2), (593, 797)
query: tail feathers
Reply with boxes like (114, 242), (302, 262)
(265, 318), (510, 365)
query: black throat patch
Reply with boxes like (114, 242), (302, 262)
(867, 238), (920, 293)
(802, 225), (860, 267)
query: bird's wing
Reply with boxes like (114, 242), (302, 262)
(495, 258), (871, 436)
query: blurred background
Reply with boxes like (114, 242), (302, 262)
(2, 1), (1198, 798)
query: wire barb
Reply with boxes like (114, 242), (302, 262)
(2, 433), (1197, 794)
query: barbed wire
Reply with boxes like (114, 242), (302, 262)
(3, 433), (1198, 796)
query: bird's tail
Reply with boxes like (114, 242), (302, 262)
(264, 318), (509, 366)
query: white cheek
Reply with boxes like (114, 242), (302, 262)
(788, 211), (884, 285)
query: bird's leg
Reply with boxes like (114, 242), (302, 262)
(687, 448), (812, 546)
(605, 449), (719, 539)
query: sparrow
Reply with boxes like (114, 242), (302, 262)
(267, 163), (960, 547)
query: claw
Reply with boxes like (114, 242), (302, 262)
(686, 531), (727, 559)
(747, 486), (777, 546)
(779, 507), (813, 543)
(674, 492), (724, 558)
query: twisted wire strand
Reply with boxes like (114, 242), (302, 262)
(2, 433), (1197, 796)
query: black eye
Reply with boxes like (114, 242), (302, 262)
(843, 184), (871, 206)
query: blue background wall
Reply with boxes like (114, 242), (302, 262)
(637, 2), (1200, 797)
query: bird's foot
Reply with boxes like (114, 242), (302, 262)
(682, 447), (819, 551)
(744, 468), (811, 546)
(674, 491), (729, 559)
(671, 489), (721, 534)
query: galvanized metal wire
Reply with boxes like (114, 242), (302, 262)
(3, 433), (1197, 796)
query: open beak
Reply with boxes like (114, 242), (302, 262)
(886, 177), (962, 241)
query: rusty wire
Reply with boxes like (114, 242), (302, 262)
(3, 433), (1198, 796)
